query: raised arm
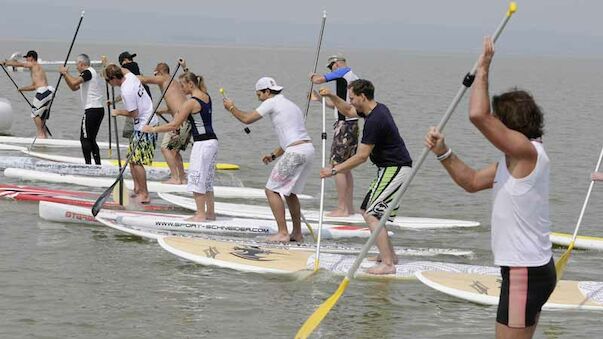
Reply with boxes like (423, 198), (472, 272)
(318, 87), (358, 118)
(468, 37), (536, 160)
(59, 66), (84, 91)
(138, 75), (163, 86)
(223, 98), (263, 125)
(2, 60), (30, 68)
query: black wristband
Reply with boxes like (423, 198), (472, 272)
(271, 153), (276, 160)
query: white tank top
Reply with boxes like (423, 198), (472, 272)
(491, 141), (552, 267)
(80, 67), (104, 110)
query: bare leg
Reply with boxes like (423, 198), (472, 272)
(205, 191), (215, 220)
(495, 322), (537, 339)
(175, 151), (187, 184)
(345, 171), (355, 214)
(186, 192), (207, 221)
(161, 147), (181, 184)
(130, 163), (150, 203)
(328, 172), (353, 217)
(285, 193), (303, 242)
(265, 189), (289, 242)
(33, 117), (47, 138)
(363, 213), (397, 274)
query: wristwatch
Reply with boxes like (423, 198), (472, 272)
(270, 153), (276, 160)
(331, 167), (337, 176)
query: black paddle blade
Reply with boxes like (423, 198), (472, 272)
(91, 181), (117, 216)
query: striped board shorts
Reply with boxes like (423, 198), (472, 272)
(32, 86), (55, 119)
(361, 166), (411, 222)
(497, 257), (556, 328)
(187, 139), (218, 194)
(127, 130), (157, 166)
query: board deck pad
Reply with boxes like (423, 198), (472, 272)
(416, 271), (603, 310)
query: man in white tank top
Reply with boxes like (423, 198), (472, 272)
(60, 53), (105, 165)
(424, 38), (556, 338)
(222, 77), (315, 243)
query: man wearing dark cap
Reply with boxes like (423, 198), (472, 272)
(309, 54), (360, 217)
(117, 51), (152, 138)
(1, 50), (53, 138)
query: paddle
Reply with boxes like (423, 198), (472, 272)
(555, 143), (603, 280)
(30, 10), (85, 149)
(313, 97), (328, 271)
(105, 70), (127, 206)
(295, 3), (517, 338)
(91, 61), (182, 216)
(100, 56), (114, 158)
(0, 64), (35, 108)
(303, 10), (327, 121)
(221, 87), (317, 241)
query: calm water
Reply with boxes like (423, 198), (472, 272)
(1, 40), (603, 338)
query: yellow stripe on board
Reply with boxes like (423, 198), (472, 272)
(109, 160), (240, 170)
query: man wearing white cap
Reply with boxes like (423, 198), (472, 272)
(223, 77), (315, 242)
(310, 54), (359, 217)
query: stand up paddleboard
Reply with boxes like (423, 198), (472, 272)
(550, 232), (603, 251)
(0, 136), (122, 149)
(159, 192), (479, 229)
(416, 271), (603, 311)
(157, 236), (498, 280)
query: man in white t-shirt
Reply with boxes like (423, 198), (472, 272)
(59, 53), (105, 165)
(223, 77), (315, 242)
(104, 64), (158, 204)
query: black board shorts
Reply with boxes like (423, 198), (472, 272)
(497, 257), (556, 328)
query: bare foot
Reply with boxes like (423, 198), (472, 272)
(366, 263), (396, 275)
(326, 208), (351, 217)
(289, 233), (304, 243)
(134, 195), (150, 204)
(179, 178), (188, 185)
(266, 233), (290, 243)
(368, 254), (399, 265)
(162, 178), (181, 185)
(206, 214), (216, 221)
(185, 215), (207, 222)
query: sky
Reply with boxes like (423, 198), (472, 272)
(2, 0), (603, 56)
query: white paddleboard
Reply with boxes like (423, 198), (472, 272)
(94, 214), (474, 258)
(159, 192), (479, 229)
(416, 271), (603, 311)
(4, 168), (310, 200)
(550, 232), (603, 251)
(0, 136), (121, 149)
(158, 236), (498, 280)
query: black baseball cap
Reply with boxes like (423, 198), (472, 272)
(118, 51), (137, 64)
(24, 50), (38, 60)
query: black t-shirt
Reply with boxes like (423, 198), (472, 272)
(80, 69), (92, 82)
(360, 102), (412, 167)
(121, 61), (152, 99)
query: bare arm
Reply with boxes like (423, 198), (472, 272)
(144, 100), (192, 133)
(59, 66), (83, 91)
(310, 73), (327, 85)
(138, 75), (163, 86)
(3, 60), (30, 68)
(320, 143), (372, 178)
(112, 108), (138, 118)
(223, 98), (263, 124)
(318, 87), (358, 118)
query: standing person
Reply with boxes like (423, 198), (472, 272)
(1, 50), (53, 138)
(310, 54), (359, 217)
(223, 77), (315, 242)
(143, 71), (216, 220)
(424, 38), (555, 338)
(139, 62), (191, 184)
(104, 64), (158, 204)
(318, 79), (412, 275)
(118, 51), (152, 139)
(59, 53), (105, 165)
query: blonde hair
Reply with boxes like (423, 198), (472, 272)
(179, 71), (207, 92)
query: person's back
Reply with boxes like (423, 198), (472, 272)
(257, 94), (310, 149)
(121, 72), (156, 128)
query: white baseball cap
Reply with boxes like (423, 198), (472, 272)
(255, 77), (284, 91)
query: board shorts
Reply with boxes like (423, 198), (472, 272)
(160, 120), (192, 151)
(187, 139), (218, 194)
(32, 86), (55, 119)
(497, 257), (556, 328)
(266, 142), (315, 196)
(127, 130), (157, 166)
(330, 119), (359, 164)
(361, 166), (411, 222)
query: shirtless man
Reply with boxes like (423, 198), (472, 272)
(138, 62), (191, 184)
(1, 50), (53, 138)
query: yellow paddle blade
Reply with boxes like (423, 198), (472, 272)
(300, 213), (317, 242)
(295, 277), (350, 339)
(555, 242), (575, 281)
(108, 148), (113, 158)
(111, 182), (129, 207)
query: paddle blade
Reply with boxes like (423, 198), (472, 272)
(111, 181), (129, 207)
(295, 277), (350, 339)
(92, 183), (117, 216)
(555, 242), (575, 281)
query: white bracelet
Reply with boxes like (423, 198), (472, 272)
(436, 148), (453, 161)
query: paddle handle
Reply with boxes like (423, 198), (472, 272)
(304, 10), (327, 120)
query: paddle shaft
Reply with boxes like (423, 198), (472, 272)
(343, 7), (516, 282)
(313, 97), (327, 271)
(0, 64), (35, 107)
(107, 84), (124, 205)
(303, 10), (327, 120)
(92, 62), (181, 216)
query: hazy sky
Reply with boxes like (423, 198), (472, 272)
(2, 0), (603, 56)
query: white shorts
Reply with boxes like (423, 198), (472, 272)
(266, 142), (315, 196)
(187, 139), (218, 194)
